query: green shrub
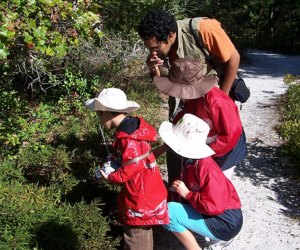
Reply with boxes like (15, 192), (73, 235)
(1, 101), (56, 147)
(282, 75), (300, 121)
(0, 88), (28, 157)
(0, 88), (27, 118)
(17, 144), (70, 185)
(0, 181), (119, 249)
(0, 159), (25, 184)
(129, 81), (166, 128)
(276, 75), (300, 166)
(0, 1), (102, 59)
(99, 0), (191, 37)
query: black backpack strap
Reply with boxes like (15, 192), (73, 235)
(188, 18), (212, 65)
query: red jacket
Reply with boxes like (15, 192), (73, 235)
(174, 86), (243, 158)
(183, 157), (241, 215)
(108, 117), (169, 226)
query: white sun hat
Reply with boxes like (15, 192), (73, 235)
(159, 113), (215, 159)
(85, 88), (140, 113)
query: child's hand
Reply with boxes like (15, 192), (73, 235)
(172, 180), (190, 199)
(100, 169), (109, 180)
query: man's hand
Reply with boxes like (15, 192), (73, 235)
(172, 180), (190, 199)
(146, 51), (164, 77)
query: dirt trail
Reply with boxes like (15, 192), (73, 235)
(154, 50), (300, 250)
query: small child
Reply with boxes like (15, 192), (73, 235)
(158, 113), (243, 249)
(85, 88), (169, 250)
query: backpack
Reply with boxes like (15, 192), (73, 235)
(188, 18), (250, 103)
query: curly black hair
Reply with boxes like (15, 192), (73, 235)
(138, 10), (177, 42)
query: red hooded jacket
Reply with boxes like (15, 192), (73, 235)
(183, 157), (241, 215)
(174, 86), (243, 158)
(108, 117), (169, 226)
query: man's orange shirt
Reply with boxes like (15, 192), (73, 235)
(199, 18), (236, 63)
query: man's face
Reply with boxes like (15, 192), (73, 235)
(143, 33), (175, 57)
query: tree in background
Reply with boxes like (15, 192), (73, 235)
(184, 0), (300, 53)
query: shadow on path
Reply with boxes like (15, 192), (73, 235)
(240, 50), (300, 78)
(236, 140), (300, 220)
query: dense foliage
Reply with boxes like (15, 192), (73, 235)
(0, 0), (102, 59)
(0, 174), (117, 249)
(276, 75), (300, 166)
(184, 0), (300, 53)
(98, 0), (300, 53)
(0, 0), (299, 248)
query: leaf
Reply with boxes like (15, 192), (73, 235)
(45, 47), (55, 56)
(28, 19), (37, 29)
(33, 26), (47, 39)
(0, 48), (10, 59)
(55, 43), (67, 57)
(24, 32), (33, 43)
(0, 29), (15, 39)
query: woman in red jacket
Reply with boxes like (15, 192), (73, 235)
(159, 113), (243, 250)
(85, 88), (169, 250)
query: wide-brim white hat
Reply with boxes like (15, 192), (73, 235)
(85, 88), (140, 113)
(159, 113), (215, 159)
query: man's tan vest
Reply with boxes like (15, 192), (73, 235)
(161, 17), (219, 120)
(176, 17), (218, 77)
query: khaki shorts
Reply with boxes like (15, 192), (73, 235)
(123, 225), (153, 250)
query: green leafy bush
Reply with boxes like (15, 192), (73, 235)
(17, 144), (70, 185)
(0, 0), (104, 99)
(276, 75), (300, 166)
(0, 0), (102, 59)
(0, 2), (187, 248)
(99, 0), (188, 36)
(0, 159), (25, 184)
(0, 181), (119, 249)
(0, 101), (59, 156)
(186, 0), (300, 53)
(0, 88), (28, 156)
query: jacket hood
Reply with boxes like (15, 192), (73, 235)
(115, 116), (157, 142)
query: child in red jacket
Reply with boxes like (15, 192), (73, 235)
(159, 113), (243, 250)
(85, 88), (169, 250)
(154, 58), (247, 183)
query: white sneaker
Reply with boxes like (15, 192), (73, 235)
(197, 236), (220, 249)
(206, 238), (234, 250)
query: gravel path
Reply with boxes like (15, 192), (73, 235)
(154, 49), (300, 250)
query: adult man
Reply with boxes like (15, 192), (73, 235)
(138, 10), (240, 119)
